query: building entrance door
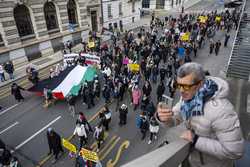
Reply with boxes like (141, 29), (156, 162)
(90, 11), (98, 32)
(156, 0), (165, 9)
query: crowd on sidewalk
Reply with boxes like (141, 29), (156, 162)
(0, 61), (15, 83)
(1, 7), (244, 167)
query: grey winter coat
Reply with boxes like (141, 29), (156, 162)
(158, 77), (244, 167)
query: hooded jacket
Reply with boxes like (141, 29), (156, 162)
(158, 77), (244, 167)
(73, 124), (87, 138)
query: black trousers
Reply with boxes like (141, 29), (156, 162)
(150, 132), (157, 141)
(54, 146), (64, 159)
(141, 129), (147, 140)
(79, 136), (87, 149)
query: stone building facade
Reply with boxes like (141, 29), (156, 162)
(0, 0), (101, 65)
(101, 0), (141, 32)
(142, 0), (184, 10)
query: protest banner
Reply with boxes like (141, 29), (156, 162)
(80, 148), (99, 162)
(128, 64), (140, 72)
(181, 33), (190, 41)
(88, 41), (95, 48)
(62, 138), (77, 154)
(215, 16), (221, 22)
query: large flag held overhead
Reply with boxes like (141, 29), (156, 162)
(28, 65), (96, 100)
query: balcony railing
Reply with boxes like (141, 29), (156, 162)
(122, 140), (190, 167)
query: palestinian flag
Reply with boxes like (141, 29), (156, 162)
(28, 65), (96, 100)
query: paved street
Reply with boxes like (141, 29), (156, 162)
(0, 1), (245, 167)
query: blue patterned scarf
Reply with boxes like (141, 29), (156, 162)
(180, 79), (218, 121)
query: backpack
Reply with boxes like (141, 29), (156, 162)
(136, 116), (142, 128)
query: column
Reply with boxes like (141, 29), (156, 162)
(150, 0), (156, 10)
(78, 0), (89, 29)
(56, 0), (68, 32)
(164, 0), (172, 10)
(30, 3), (49, 39)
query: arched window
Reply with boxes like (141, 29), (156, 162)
(13, 4), (34, 37)
(67, 0), (78, 25)
(44, 2), (59, 31)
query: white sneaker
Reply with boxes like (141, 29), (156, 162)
(97, 148), (100, 152)
(148, 140), (152, 144)
(154, 135), (157, 140)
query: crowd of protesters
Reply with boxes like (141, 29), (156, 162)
(1, 7), (242, 166)
(44, 8), (241, 163)
(0, 61), (15, 83)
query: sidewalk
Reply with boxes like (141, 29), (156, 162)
(0, 17), (151, 88)
(0, 46), (78, 88)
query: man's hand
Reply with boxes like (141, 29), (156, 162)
(180, 130), (193, 142)
(157, 105), (173, 122)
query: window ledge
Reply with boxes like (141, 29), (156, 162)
(0, 27), (88, 55)
(0, 42), (5, 47)
(48, 28), (60, 34)
(20, 34), (36, 41)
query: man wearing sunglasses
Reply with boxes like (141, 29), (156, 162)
(156, 62), (244, 167)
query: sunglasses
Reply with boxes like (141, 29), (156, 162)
(176, 81), (201, 91)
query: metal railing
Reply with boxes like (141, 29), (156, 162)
(122, 140), (190, 167)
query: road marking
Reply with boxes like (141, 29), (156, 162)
(100, 137), (121, 161)
(0, 121), (19, 135)
(90, 132), (109, 151)
(106, 140), (130, 167)
(37, 101), (113, 166)
(98, 135), (117, 156)
(0, 103), (20, 116)
(14, 116), (61, 150)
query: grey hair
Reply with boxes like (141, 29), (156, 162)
(177, 62), (205, 83)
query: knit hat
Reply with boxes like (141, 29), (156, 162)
(121, 104), (127, 109)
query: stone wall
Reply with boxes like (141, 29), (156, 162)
(102, 0), (141, 29)
(0, 0), (100, 65)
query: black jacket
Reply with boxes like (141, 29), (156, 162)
(142, 85), (152, 97)
(119, 107), (128, 119)
(4, 63), (14, 74)
(11, 85), (24, 100)
(47, 131), (63, 154)
(157, 84), (165, 96)
(67, 95), (77, 106)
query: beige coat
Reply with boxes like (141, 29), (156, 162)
(158, 77), (244, 167)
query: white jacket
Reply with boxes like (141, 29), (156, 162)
(159, 77), (244, 167)
(0, 65), (4, 74)
(73, 124), (87, 138)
